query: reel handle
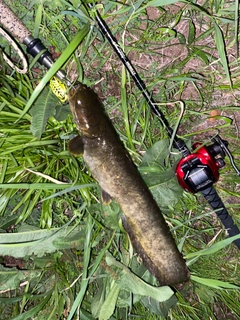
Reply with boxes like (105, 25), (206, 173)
(201, 186), (240, 249)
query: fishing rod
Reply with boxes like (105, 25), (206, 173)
(88, 3), (240, 248)
(0, 0), (239, 248)
(0, 0), (71, 87)
(88, 3), (190, 157)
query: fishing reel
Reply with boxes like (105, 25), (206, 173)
(176, 134), (240, 193)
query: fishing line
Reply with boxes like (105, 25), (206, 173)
(0, 26), (28, 74)
(154, 100), (185, 153)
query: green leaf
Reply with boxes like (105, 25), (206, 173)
(188, 20), (195, 45)
(140, 140), (183, 211)
(191, 47), (209, 65)
(54, 102), (70, 121)
(0, 265), (41, 291)
(99, 282), (120, 320)
(141, 170), (182, 211)
(141, 294), (178, 318)
(141, 139), (170, 167)
(105, 253), (174, 302)
(101, 200), (122, 230)
(91, 277), (106, 318)
(177, 32), (186, 45)
(0, 225), (85, 258)
(30, 87), (61, 138)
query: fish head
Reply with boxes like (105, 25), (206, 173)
(68, 82), (105, 138)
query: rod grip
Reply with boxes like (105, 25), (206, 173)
(201, 186), (240, 249)
(0, 0), (31, 43)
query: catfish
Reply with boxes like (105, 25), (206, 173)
(68, 82), (189, 285)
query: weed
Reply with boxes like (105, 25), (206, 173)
(0, 0), (240, 319)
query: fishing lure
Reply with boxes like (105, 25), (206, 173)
(49, 76), (68, 103)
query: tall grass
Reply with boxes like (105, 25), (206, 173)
(0, 0), (240, 319)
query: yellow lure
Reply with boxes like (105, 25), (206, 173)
(49, 76), (68, 102)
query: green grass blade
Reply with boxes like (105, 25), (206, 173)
(34, 3), (43, 38)
(191, 275), (240, 289)
(213, 21), (232, 86)
(0, 182), (95, 190)
(67, 232), (115, 319)
(18, 23), (90, 120)
(11, 291), (53, 320)
(234, 0), (239, 57)
(67, 215), (94, 319)
(185, 234), (240, 259)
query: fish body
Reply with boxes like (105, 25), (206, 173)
(68, 83), (189, 285)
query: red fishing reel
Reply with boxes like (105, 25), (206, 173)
(176, 135), (239, 193)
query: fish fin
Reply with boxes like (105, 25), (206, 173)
(101, 189), (112, 205)
(68, 135), (84, 156)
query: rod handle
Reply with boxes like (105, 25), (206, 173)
(0, 0), (31, 43)
(201, 186), (240, 249)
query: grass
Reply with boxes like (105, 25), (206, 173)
(0, 0), (240, 319)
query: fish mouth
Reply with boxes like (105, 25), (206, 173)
(69, 81), (86, 97)
(68, 83), (80, 99)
